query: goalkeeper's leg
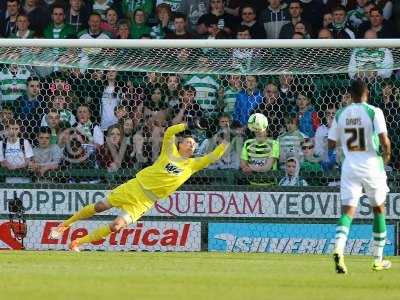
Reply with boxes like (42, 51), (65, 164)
(69, 214), (130, 252)
(50, 200), (112, 239)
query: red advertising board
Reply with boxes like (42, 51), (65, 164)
(0, 220), (201, 251)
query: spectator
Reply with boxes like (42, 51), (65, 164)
(293, 92), (320, 138)
(43, 5), (76, 39)
(251, 83), (285, 139)
(294, 21), (311, 38)
(194, 14), (209, 38)
(171, 85), (204, 125)
(129, 9), (151, 39)
(101, 8), (119, 38)
(240, 127), (280, 185)
(318, 28), (333, 38)
(198, 114), (240, 169)
(42, 108), (61, 144)
(117, 18), (131, 38)
(373, 80), (400, 169)
(328, 6), (356, 39)
(13, 76), (45, 140)
(0, 64), (30, 104)
(78, 12), (110, 39)
(347, 0), (369, 31)
(178, 0), (210, 33)
(322, 12), (333, 29)
(0, 119), (33, 183)
(0, 106), (14, 139)
(74, 104), (104, 151)
(97, 125), (133, 172)
(240, 5), (266, 39)
(30, 127), (62, 177)
(279, 0), (310, 39)
(184, 71), (220, 118)
(338, 90), (352, 108)
(66, 0), (91, 33)
(314, 104), (336, 161)
(292, 31), (304, 38)
(300, 138), (322, 172)
(348, 29), (393, 80)
(142, 84), (169, 158)
(150, 3), (173, 39)
(278, 74), (297, 110)
(0, 0), (20, 37)
(9, 13), (36, 38)
(202, 0), (237, 36)
(204, 14), (229, 38)
(164, 74), (182, 108)
(22, 0), (50, 36)
(358, 6), (397, 38)
(60, 129), (97, 183)
(278, 114), (304, 168)
(165, 12), (193, 39)
(259, 0), (290, 39)
(279, 157), (308, 186)
(98, 70), (125, 131)
(41, 91), (76, 127)
(220, 75), (241, 117)
(122, 0), (153, 22)
(232, 75), (263, 126)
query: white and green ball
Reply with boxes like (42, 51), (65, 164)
(247, 113), (268, 132)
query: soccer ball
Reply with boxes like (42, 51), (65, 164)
(247, 113), (268, 132)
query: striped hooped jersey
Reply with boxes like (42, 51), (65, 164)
(328, 103), (387, 168)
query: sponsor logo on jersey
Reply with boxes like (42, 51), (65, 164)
(165, 163), (183, 175)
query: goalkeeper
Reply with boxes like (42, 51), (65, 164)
(51, 122), (228, 252)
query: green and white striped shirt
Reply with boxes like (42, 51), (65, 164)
(222, 86), (239, 116)
(0, 67), (30, 103)
(184, 74), (220, 117)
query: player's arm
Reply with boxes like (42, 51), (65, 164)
(374, 108), (391, 164)
(160, 123), (188, 155)
(379, 133), (391, 165)
(191, 143), (228, 172)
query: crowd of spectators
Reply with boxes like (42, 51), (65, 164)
(0, 64), (399, 186)
(1, 0), (400, 185)
(0, 0), (399, 40)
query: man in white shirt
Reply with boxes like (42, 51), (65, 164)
(328, 79), (392, 273)
(0, 119), (34, 183)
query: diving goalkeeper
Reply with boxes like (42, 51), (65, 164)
(51, 122), (228, 252)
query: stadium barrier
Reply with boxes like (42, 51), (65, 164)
(0, 184), (398, 255)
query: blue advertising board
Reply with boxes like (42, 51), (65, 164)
(208, 223), (395, 255)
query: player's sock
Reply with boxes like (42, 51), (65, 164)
(334, 214), (352, 254)
(372, 213), (386, 264)
(76, 225), (112, 246)
(63, 204), (96, 227)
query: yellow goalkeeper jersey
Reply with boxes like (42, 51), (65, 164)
(136, 123), (227, 198)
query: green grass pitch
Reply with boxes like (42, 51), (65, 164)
(1, 251), (399, 300)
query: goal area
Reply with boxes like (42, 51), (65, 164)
(0, 39), (398, 254)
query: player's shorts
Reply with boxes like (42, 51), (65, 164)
(107, 178), (156, 223)
(340, 165), (389, 207)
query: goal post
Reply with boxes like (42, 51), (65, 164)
(0, 39), (399, 253)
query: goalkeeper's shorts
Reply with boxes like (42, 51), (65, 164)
(107, 178), (155, 223)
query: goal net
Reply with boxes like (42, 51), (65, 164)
(0, 39), (398, 254)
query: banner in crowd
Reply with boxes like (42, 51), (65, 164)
(2, 188), (400, 219)
(208, 223), (396, 255)
(0, 220), (201, 251)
